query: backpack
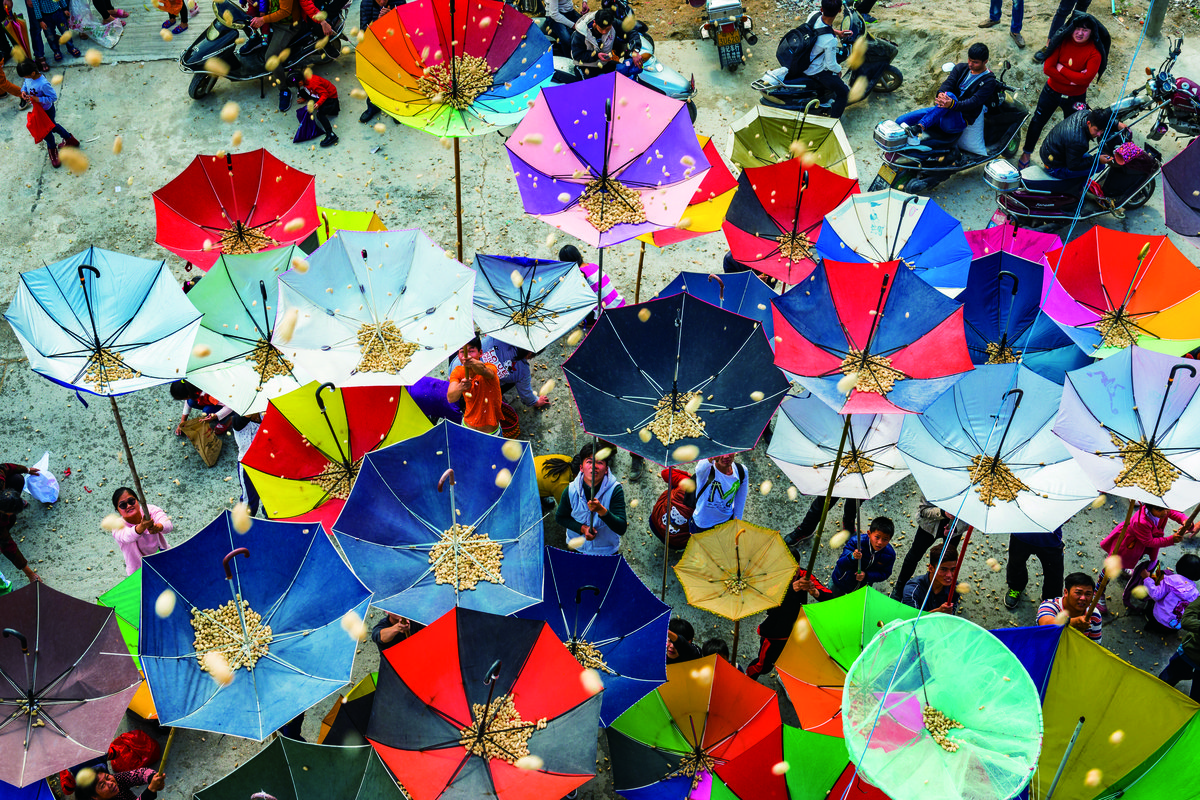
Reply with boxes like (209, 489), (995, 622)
(776, 12), (830, 74)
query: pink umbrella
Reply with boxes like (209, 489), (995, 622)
(964, 225), (1062, 266)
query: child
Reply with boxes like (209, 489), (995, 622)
(26, 0), (80, 69)
(446, 337), (502, 433)
(17, 59), (78, 168)
(559, 244), (626, 323)
(1145, 554), (1200, 632)
(157, 0), (188, 34)
(830, 516), (896, 596)
(296, 69), (339, 147)
(1100, 502), (1191, 571)
(666, 617), (701, 665)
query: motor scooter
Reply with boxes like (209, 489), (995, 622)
(692, 0), (757, 72)
(1111, 37), (1200, 140)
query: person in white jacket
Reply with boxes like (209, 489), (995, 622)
(691, 453), (748, 532)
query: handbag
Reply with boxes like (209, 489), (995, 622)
(26, 100), (54, 143)
(180, 417), (224, 467)
(294, 106), (320, 143)
(24, 452), (58, 503)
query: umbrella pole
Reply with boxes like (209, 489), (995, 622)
(157, 727), (178, 774)
(453, 138), (464, 262)
(633, 241), (646, 304)
(661, 465), (673, 599)
(947, 525), (974, 605)
(110, 396), (149, 512)
(1044, 716), (1086, 800)
(731, 618), (741, 663)
(804, 416), (852, 581)
(1087, 498), (1137, 618)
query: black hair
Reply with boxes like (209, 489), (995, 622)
(72, 766), (111, 800)
(967, 42), (989, 61)
(1142, 502), (1167, 513)
(462, 336), (483, 354)
(1064, 572), (1097, 592)
(0, 489), (22, 515)
(1047, 12), (1109, 77)
(541, 456), (579, 484)
(668, 617), (695, 642)
(930, 546), (958, 567)
(574, 440), (614, 470)
(1087, 106), (1114, 132)
(1176, 554), (1200, 582)
(558, 244), (583, 265)
(594, 8), (616, 27)
(112, 486), (136, 510)
(868, 517), (894, 538)
(16, 60), (36, 78)
(820, 0), (841, 16)
(169, 380), (199, 401)
(701, 638), (730, 661)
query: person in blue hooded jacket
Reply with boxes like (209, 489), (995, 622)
(830, 517), (896, 596)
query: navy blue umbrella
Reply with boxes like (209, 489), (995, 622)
(516, 547), (670, 726)
(654, 271), (778, 347)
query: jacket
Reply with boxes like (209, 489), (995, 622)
(1043, 38), (1101, 96)
(300, 74), (337, 107)
(830, 533), (896, 593)
(1145, 573), (1200, 630)
(917, 497), (967, 538)
(938, 63), (999, 125)
(1181, 597), (1200, 664)
(1039, 108), (1093, 173)
(1100, 504), (1186, 570)
(571, 12), (616, 68)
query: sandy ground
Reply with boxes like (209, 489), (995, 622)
(2, 1), (1200, 797)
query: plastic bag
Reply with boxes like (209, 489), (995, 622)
(24, 452), (59, 504)
(181, 417), (224, 467)
(26, 102), (54, 143)
(294, 107), (321, 143)
(68, 0), (125, 48)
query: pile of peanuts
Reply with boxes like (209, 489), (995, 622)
(219, 221), (277, 255)
(85, 348), (138, 392)
(510, 300), (551, 328)
(429, 524), (506, 591)
(246, 339), (294, 386)
(923, 705), (964, 752)
(190, 596), (273, 673)
(309, 458), (362, 500)
(458, 693), (547, 763)
(969, 453), (1029, 506)
(579, 178), (646, 233)
(648, 391), (706, 446)
(841, 350), (902, 396)
(775, 230), (814, 264)
(985, 341), (1021, 364)
(839, 451), (876, 477)
(14, 699), (46, 728)
(1111, 432), (1180, 495)
(672, 749), (717, 781)
(722, 575), (751, 595)
(356, 320), (419, 374)
(417, 55), (494, 110)
(1096, 310), (1140, 349)
(567, 638), (614, 674)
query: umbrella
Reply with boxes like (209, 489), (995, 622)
(768, 393), (910, 500)
(276, 229), (475, 388)
(4, 246), (201, 512)
(514, 547), (671, 727)
(608, 655), (782, 800)
(726, 105), (857, 178)
(332, 420), (544, 624)
(815, 188), (973, 297)
(299, 206), (388, 252)
(366, 607), (602, 800)
(842, 615), (1043, 800)
(139, 511), (372, 740)
(1041, 227), (1200, 358)
(723, 160), (860, 285)
(654, 271), (777, 345)
(240, 381), (432, 533)
(1163, 136), (1200, 248)
(959, 251), (1091, 384)
(0, 583), (141, 788)
(470, 254), (596, 351)
(317, 672), (377, 746)
(96, 571), (156, 719)
(153, 149), (317, 270)
(0, 781), (53, 800)
(783, 727), (890, 800)
(183, 246), (308, 416)
(195, 738), (407, 800)
(898, 364), (1097, 533)
(673, 519), (796, 657)
(963, 224), (1062, 265)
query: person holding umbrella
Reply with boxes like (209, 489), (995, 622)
(446, 337), (503, 434)
(109, 487), (172, 576)
(73, 764), (166, 800)
(690, 452), (749, 533)
(555, 442), (627, 555)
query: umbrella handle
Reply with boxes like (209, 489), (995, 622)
(484, 659), (502, 684)
(223, 548), (250, 580)
(706, 273), (725, 302)
(315, 382), (336, 412)
(77, 264), (100, 284)
(2, 628), (28, 654)
(575, 585), (600, 604)
(438, 469), (456, 492)
(998, 270), (1019, 295)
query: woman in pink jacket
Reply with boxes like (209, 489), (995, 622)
(1101, 502), (1190, 571)
(110, 487), (172, 575)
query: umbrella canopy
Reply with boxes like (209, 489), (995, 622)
(815, 189), (973, 297)
(240, 381), (433, 534)
(153, 149), (317, 270)
(842, 615), (1043, 800)
(608, 655), (782, 800)
(0, 584), (141, 788)
(783, 726), (890, 800)
(1041, 227), (1200, 357)
(726, 105), (857, 178)
(673, 519), (796, 621)
(356, 0), (554, 137)
(505, 72), (710, 248)
(723, 160), (860, 285)
(471, 254), (596, 351)
(277, 229), (475, 387)
(561, 293), (790, 466)
(1053, 346), (1200, 507)
(0, 781), (53, 800)
(183, 247), (308, 416)
(768, 393), (909, 500)
(96, 571), (156, 720)
(300, 206), (388, 252)
(5, 247), (201, 396)
(367, 607), (602, 800)
(898, 364), (1097, 533)
(139, 511), (372, 740)
(637, 136), (738, 248)
(1163, 136), (1200, 248)
(318, 672), (377, 746)
(195, 738), (407, 800)
(515, 547), (671, 727)
(333, 420), (544, 624)
(654, 271), (777, 345)
(959, 251), (1091, 384)
(964, 225), (1062, 265)
(772, 259), (974, 415)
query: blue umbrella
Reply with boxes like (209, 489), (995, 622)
(0, 781), (53, 800)
(332, 420), (544, 624)
(471, 254), (596, 351)
(654, 271), (778, 347)
(139, 512), (371, 740)
(516, 547), (670, 726)
(959, 252), (1090, 385)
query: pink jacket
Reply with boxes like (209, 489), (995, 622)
(1145, 572), (1200, 629)
(112, 505), (173, 575)
(1100, 505), (1186, 570)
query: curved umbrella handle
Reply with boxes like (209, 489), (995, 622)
(315, 382), (336, 412)
(77, 264), (100, 284)
(706, 274), (725, 302)
(484, 659), (502, 684)
(2, 628), (28, 655)
(223, 548), (250, 580)
(998, 270), (1019, 296)
(438, 469), (456, 492)
(1170, 363), (1197, 382)
(574, 585), (600, 605)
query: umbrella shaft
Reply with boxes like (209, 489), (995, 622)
(454, 138), (464, 263)
(110, 396), (149, 513)
(805, 416), (852, 578)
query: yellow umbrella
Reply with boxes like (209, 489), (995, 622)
(726, 105), (858, 179)
(310, 207), (388, 247)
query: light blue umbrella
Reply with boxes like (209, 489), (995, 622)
(471, 254), (595, 351)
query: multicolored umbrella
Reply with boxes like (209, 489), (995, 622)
(636, 136), (738, 249)
(318, 673), (377, 747)
(96, 571), (156, 720)
(471, 254), (596, 351)
(654, 271), (777, 344)
(153, 149), (317, 270)
(240, 381), (432, 534)
(726, 105), (857, 178)
(1163, 135), (1200, 249)
(1041, 227), (1200, 357)
(723, 160), (860, 285)
(299, 206), (388, 252)
(964, 224), (1061, 265)
(783, 726), (890, 800)
(195, 738), (407, 800)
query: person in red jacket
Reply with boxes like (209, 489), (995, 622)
(1016, 13), (1105, 169)
(297, 68), (340, 147)
(251, 0), (334, 110)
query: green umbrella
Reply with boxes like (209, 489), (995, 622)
(804, 586), (918, 670)
(726, 105), (858, 179)
(195, 738), (407, 800)
(783, 726), (889, 800)
(98, 570), (141, 670)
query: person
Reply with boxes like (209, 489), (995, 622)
(746, 562), (829, 680)
(1144, 554), (1200, 632)
(1039, 106), (1128, 182)
(650, 466), (695, 549)
(297, 68), (339, 147)
(666, 617), (702, 665)
(571, 8), (619, 76)
(232, 413), (262, 517)
(690, 453), (748, 533)
(0, 18), (29, 110)
(978, 0), (1023, 48)
(901, 546), (958, 613)
(1159, 596), (1200, 700)
(17, 58), (78, 169)
(1100, 501), (1190, 571)
(27, 0), (79, 69)
(371, 612), (424, 652)
(544, 0), (579, 49)
(1037, 572), (1102, 643)
(701, 637), (733, 666)
(1, 460), (41, 494)
(785, 496), (859, 547)
(446, 337), (503, 434)
(110, 488), (172, 576)
(73, 765), (166, 800)
(170, 380), (231, 435)
(854, 0), (878, 23)
(535, 453), (577, 508)
(829, 517), (896, 596)
(158, 0), (188, 35)
(615, 49), (651, 80)
(897, 43), (997, 155)
(1017, 14), (1106, 169)
(449, 335), (551, 411)
(357, 0), (399, 122)
(1, 490), (41, 584)
(559, 244), (627, 321)
(251, 0), (333, 111)
(555, 442), (627, 556)
(890, 497), (965, 599)
(91, 0), (129, 25)
(795, 0), (850, 118)
(1034, 0), (1093, 62)
(1003, 527), (1065, 610)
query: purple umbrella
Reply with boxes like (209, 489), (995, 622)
(1164, 137), (1200, 249)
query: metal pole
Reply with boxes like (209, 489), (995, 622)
(1045, 717), (1086, 800)
(1145, 0), (1167, 39)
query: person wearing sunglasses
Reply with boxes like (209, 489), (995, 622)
(110, 487), (172, 575)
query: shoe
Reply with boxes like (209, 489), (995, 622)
(172, 23), (187, 33)
(978, 17), (1001, 27)
(162, 18), (175, 27)
(67, 45), (82, 56)
(18, 97), (30, 111)
(1004, 589), (1020, 610)
(783, 528), (813, 548)
(36, 57), (50, 72)
(48, 143), (61, 168)
(112, 7), (129, 16)
(53, 51), (63, 62)
(1011, 31), (1026, 48)
(1033, 47), (1047, 63)
(320, 132), (339, 147)
(63, 135), (79, 148)
(279, 89), (291, 112)
(860, 12), (876, 22)
(359, 104), (380, 123)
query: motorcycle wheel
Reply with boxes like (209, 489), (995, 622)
(873, 65), (903, 94)
(1125, 178), (1156, 210)
(719, 42), (742, 71)
(188, 73), (219, 100)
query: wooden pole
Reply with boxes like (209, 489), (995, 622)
(1086, 498), (1137, 618)
(109, 396), (148, 513)
(804, 416), (853, 579)
(157, 727), (178, 773)
(731, 618), (741, 663)
(453, 137), (464, 263)
(661, 467), (673, 599)
(947, 525), (974, 606)
(634, 241), (646, 304)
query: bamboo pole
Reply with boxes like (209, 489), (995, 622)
(453, 138), (464, 263)
(633, 241), (646, 304)
(110, 396), (149, 513)
(1086, 498), (1137, 618)
(803, 417), (852, 585)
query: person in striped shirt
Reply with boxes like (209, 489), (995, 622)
(559, 244), (626, 317)
(1037, 572), (1102, 643)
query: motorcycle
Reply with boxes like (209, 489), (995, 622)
(1111, 37), (1200, 140)
(867, 61), (1029, 193)
(693, 0), (757, 72)
(180, 0), (348, 100)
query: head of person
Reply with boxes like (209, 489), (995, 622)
(709, 453), (736, 472)
(927, 547), (958, 590)
(169, 380), (199, 402)
(1062, 572), (1096, 615)
(701, 637), (731, 662)
(1142, 502), (1168, 519)
(866, 517), (894, 552)
(1086, 107), (1114, 139)
(112, 487), (143, 523)
(967, 42), (989, 73)
(668, 616), (695, 644)
(0, 489), (23, 520)
(16, 60), (37, 79)
(593, 8), (615, 32)
(74, 766), (119, 800)
(1071, 18), (1094, 43)
(459, 336), (483, 363)
(558, 244), (583, 266)
(820, 0), (840, 19)
(575, 442), (612, 487)
(1176, 553), (1200, 582)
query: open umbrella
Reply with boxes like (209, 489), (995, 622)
(783, 726), (890, 800)
(654, 272), (777, 345)
(139, 511), (372, 740)
(723, 160), (860, 285)
(0, 781), (53, 800)
(726, 105), (857, 177)
(367, 607), (602, 800)
(470, 254), (596, 352)
(153, 149), (317, 270)
(299, 206), (388, 252)
(1163, 135), (1200, 248)
(195, 738), (407, 800)
(0, 583), (141, 788)
(333, 420), (544, 624)
(277, 229), (475, 388)
(815, 188), (973, 297)
(317, 672), (377, 747)
(515, 547), (671, 727)
(964, 224), (1062, 265)
(240, 381), (432, 534)
(96, 571), (156, 720)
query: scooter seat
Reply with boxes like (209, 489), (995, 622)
(1019, 164), (1060, 191)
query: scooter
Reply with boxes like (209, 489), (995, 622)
(868, 61), (1029, 193)
(693, 0), (756, 72)
(1112, 37), (1200, 140)
(180, 0), (348, 100)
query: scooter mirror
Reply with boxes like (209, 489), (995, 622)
(941, 62), (954, 72)
(1003, 60), (1011, 69)
(1146, 66), (1153, 75)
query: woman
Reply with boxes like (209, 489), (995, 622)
(110, 488), (172, 575)
(554, 443), (627, 556)
(1101, 502), (1190, 571)
(74, 765), (165, 800)
(535, 453), (577, 507)
(1017, 13), (1107, 169)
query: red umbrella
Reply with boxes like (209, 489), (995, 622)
(153, 149), (317, 270)
(723, 160), (860, 285)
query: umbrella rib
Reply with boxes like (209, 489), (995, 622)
(28, 608), (125, 702)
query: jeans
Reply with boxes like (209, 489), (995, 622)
(1047, 0), (1091, 39)
(988, 0), (1023, 32)
(44, 105), (72, 148)
(897, 105), (967, 138)
(546, 10), (578, 49)
(265, 24), (300, 88)
(804, 70), (849, 117)
(1023, 82), (1086, 154)
(31, 10), (68, 60)
(1159, 649), (1200, 701)
(1006, 535), (1064, 600)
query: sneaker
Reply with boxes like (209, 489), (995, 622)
(1033, 47), (1047, 63)
(1004, 589), (1020, 609)
(279, 89), (291, 112)
(320, 132), (339, 147)
(860, 11), (876, 22)
(48, 143), (61, 168)
(359, 104), (380, 123)
(978, 17), (1001, 27)
(783, 527), (813, 547)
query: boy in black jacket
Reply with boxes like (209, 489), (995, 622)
(830, 517), (896, 596)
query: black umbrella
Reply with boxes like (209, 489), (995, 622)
(1163, 136), (1200, 248)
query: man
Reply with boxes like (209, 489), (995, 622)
(251, 0), (334, 111)
(544, 0), (579, 49)
(1159, 597), (1200, 700)
(446, 337), (503, 433)
(901, 547), (958, 613)
(449, 335), (550, 411)
(891, 497), (966, 599)
(1034, 0), (1091, 62)
(897, 42), (998, 154)
(979, 0), (1024, 49)
(1003, 527), (1065, 610)
(1037, 572), (1102, 643)
(555, 442), (627, 556)
(797, 0), (850, 118)
(1039, 105), (1126, 180)
(371, 613), (424, 653)
(571, 8), (619, 76)
(690, 452), (748, 533)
